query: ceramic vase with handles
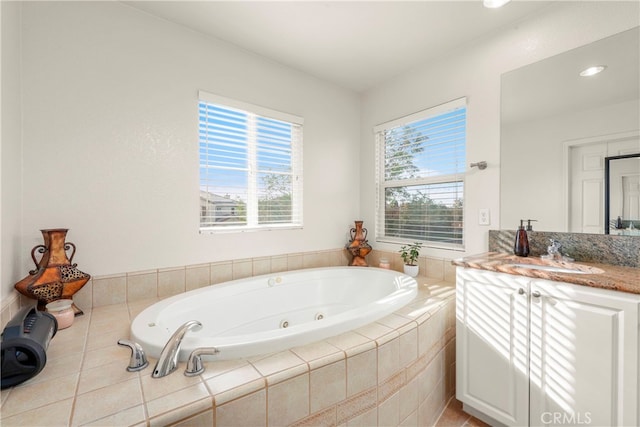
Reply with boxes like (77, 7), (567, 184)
(14, 229), (90, 315)
(346, 220), (372, 266)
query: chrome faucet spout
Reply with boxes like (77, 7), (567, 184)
(152, 320), (202, 378)
(547, 239), (562, 260)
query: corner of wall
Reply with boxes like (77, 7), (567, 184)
(1, 0), (25, 305)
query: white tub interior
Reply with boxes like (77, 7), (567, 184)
(131, 267), (418, 361)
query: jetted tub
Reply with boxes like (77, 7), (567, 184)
(131, 267), (418, 361)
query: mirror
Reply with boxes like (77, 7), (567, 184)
(605, 154), (640, 235)
(500, 27), (640, 233)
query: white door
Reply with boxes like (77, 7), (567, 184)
(529, 280), (640, 427)
(569, 143), (606, 233)
(456, 268), (530, 426)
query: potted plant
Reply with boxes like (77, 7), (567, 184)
(399, 242), (422, 277)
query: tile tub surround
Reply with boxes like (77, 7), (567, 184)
(1, 248), (457, 331)
(0, 277), (456, 427)
(452, 252), (640, 295)
(489, 230), (640, 267)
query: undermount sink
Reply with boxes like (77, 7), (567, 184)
(507, 263), (603, 275)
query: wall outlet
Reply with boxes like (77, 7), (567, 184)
(479, 208), (490, 225)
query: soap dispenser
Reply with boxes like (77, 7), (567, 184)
(514, 220), (530, 257)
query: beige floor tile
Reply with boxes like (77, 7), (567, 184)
(83, 342), (126, 370)
(250, 350), (307, 383)
(199, 358), (251, 380)
(24, 352), (83, 386)
(1, 372), (78, 418)
(1, 397), (73, 426)
(127, 297), (160, 318)
(140, 365), (203, 402)
(86, 325), (130, 351)
(326, 331), (372, 353)
(81, 404), (146, 427)
(204, 363), (263, 396)
(354, 322), (395, 342)
(78, 359), (140, 395)
(73, 377), (142, 425)
(435, 398), (472, 427)
(291, 340), (344, 370)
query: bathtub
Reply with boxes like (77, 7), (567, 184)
(131, 266), (418, 361)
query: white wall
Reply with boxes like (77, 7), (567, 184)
(360, 1), (640, 259)
(7, 1), (640, 304)
(1, 1), (23, 302)
(17, 1), (361, 284)
(501, 99), (640, 232)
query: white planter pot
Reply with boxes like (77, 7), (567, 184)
(403, 264), (419, 277)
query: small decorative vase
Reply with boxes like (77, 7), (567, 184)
(345, 220), (372, 267)
(14, 229), (90, 315)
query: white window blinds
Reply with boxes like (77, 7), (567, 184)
(375, 98), (466, 249)
(198, 91), (303, 232)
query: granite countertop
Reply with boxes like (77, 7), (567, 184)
(452, 252), (640, 295)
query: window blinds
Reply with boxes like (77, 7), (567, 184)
(375, 98), (466, 248)
(198, 91), (303, 231)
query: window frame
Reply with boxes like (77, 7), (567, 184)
(374, 97), (467, 250)
(198, 91), (304, 233)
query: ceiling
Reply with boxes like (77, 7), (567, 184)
(124, 0), (553, 93)
(502, 26), (640, 125)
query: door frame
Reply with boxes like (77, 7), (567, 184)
(562, 130), (640, 232)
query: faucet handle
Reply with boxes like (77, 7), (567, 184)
(185, 347), (220, 376)
(117, 339), (149, 372)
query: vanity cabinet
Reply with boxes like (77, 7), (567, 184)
(456, 267), (640, 427)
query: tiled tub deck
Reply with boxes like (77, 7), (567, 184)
(0, 277), (456, 426)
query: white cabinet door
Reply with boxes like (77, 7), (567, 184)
(529, 280), (640, 427)
(456, 268), (530, 426)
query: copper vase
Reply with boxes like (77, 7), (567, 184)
(346, 221), (372, 266)
(14, 229), (90, 315)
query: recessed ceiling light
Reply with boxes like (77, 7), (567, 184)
(483, 0), (511, 8)
(579, 65), (607, 77)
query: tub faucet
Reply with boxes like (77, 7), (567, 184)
(184, 347), (220, 376)
(152, 320), (202, 378)
(117, 339), (148, 372)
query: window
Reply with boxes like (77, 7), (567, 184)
(375, 98), (466, 249)
(198, 91), (303, 232)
